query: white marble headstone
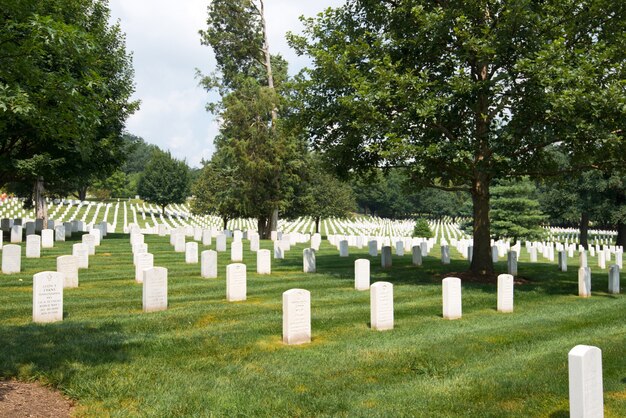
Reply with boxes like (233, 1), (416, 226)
(186, 242), (199, 263)
(608, 265), (620, 294)
(202, 229), (212, 246)
(33, 271), (64, 323)
(41, 229), (54, 248)
(54, 225), (65, 242)
(174, 234), (186, 253)
(339, 240), (349, 257)
(381, 246), (392, 268)
(143, 267), (168, 312)
(26, 234), (41, 258)
(216, 234), (227, 252)
(273, 240), (284, 259)
(568, 345), (604, 418)
(303, 248), (316, 273)
(578, 267), (591, 297)
(57, 255), (79, 288)
(2, 244), (21, 274)
(135, 253), (154, 283)
(201, 250), (218, 278)
(256, 249), (271, 275)
(231, 241), (243, 262)
(368, 240), (378, 257)
(282, 289), (311, 345)
(226, 263), (246, 302)
(72, 243), (89, 269)
(497, 274), (514, 313)
(354, 259), (370, 291)
(412, 245), (422, 266)
(82, 234), (96, 255)
(371, 281), (393, 331)
(442, 277), (462, 319)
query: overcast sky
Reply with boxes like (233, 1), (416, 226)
(108, 0), (345, 168)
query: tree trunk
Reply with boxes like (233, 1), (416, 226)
(34, 176), (47, 224)
(579, 212), (589, 249)
(270, 208), (278, 232)
(258, 216), (271, 240)
(259, 0), (278, 125)
(161, 204), (166, 216)
(469, 174), (494, 275)
(77, 185), (88, 201)
(315, 216), (321, 234)
(223, 216), (229, 231)
(616, 220), (626, 247)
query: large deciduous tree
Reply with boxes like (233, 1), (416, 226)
(199, 0), (300, 239)
(289, 0), (626, 275)
(137, 150), (191, 215)
(0, 0), (137, 222)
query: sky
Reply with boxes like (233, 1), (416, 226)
(108, 0), (345, 168)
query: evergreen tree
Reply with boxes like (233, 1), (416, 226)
(137, 150), (190, 215)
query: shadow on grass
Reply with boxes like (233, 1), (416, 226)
(274, 247), (617, 298)
(0, 321), (129, 382)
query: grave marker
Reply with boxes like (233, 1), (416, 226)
(568, 345), (604, 418)
(135, 253), (154, 283)
(10, 225), (22, 243)
(339, 240), (349, 257)
(256, 249), (271, 274)
(231, 241), (243, 262)
(57, 255), (79, 288)
(216, 234), (227, 252)
(201, 250), (218, 278)
(303, 248), (316, 273)
(41, 229), (54, 248)
(355, 259), (370, 291)
(282, 289), (311, 345)
(497, 274), (514, 313)
(33, 271), (63, 323)
(186, 242), (199, 263)
(226, 263), (246, 302)
(72, 243), (89, 269)
(608, 265), (620, 294)
(441, 245), (450, 264)
(143, 267), (168, 312)
(2, 244), (21, 274)
(381, 246), (392, 268)
(26, 235), (41, 258)
(412, 245), (422, 266)
(578, 267), (591, 297)
(370, 282), (393, 331)
(442, 277), (462, 320)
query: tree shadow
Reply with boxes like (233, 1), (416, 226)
(0, 321), (131, 382)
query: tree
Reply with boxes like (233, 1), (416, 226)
(289, 0), (626, 275)
(0, 0), (137, 221)
(413, 219), (432, 238)
(490, 178), (546, 244)
(287, 155), (356, 234)
(199, 0), (300, 238)
(190, 154), (245, 230)
(137, 150), (190, 215)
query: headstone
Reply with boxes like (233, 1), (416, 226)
(558, 250), (567, 272)
(598, 251), (606, 269)
(231, 241), (243, 262)
(216, 234), (227, 252)
(158, 224), (168, 237)
(395, 241), (404, 257)
(1, 218), (11, 232)
(41, 229), (54, 248)
(615, 250), (623, 269)
(339, 240), (349, 257)
(82, 234), (96, 255)
(185, 242), (199, 263)
(201, 250), (218, 278)
(442, 277), (462, 320)
(273, 240), (284, 259)
(72, 243), (89, 269)
(226, 263), (246, 302)
(249, 235), (260, 252)
(2, 244), (21, 274)
(580, 250), (588, 268)
(143, 267), (168, 312)
(282, 289), (311, 345)
(202, 229), (212, 246)
(370, 282), (393, 331)
(194, 227), (203, 242)
(172, 234), (185, 253)
(530, 246), (537, 262)
(578, 267), (591, 297)
(507, 251), (518, 275)
(26, 234), (41, 258)
(381, 246), (392, 268)
(233, 230), (243, 242)
(420, 241), (428, 257)
(35, 219), (44, 233)
(270, 231), (278, 241)
(608, 265), (620, 294)
(135, 253), (154, 283)
(568, 345), (604, 418)
(468, 245), (473, 263)
(355, 259), (370, 291)
(89, 229), (101, 246)
(311, 234), (321, 251)
(131, 233), (145, 246)
(10, 225), (22, 243)
(63, 222), (72, 238)
(57, 255), (78, 288)
(99, 221), (108, 237)
(497, 274), (514, 313)
(54, 225), (65, 242)
(132, 243), (148, 256)
(303, 248), (316, 273)
(441, 245), (450, 264)
(32, 272), (64, 323)
(491, 245), (499, 262)
(24, 222), (34, 236)
(256, 249), (271, 274)
(368, 240), (378, 257)
(412, 245), (422, 266)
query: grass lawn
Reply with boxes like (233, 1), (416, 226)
(0, 233), (624, 417)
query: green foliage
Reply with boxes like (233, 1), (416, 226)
(490, 178), (547, 242)
(0, 0), (137, 198)
(289, 0), (625, 273)
(412, 219), (432, 238)
(137, 150), (191, 213)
